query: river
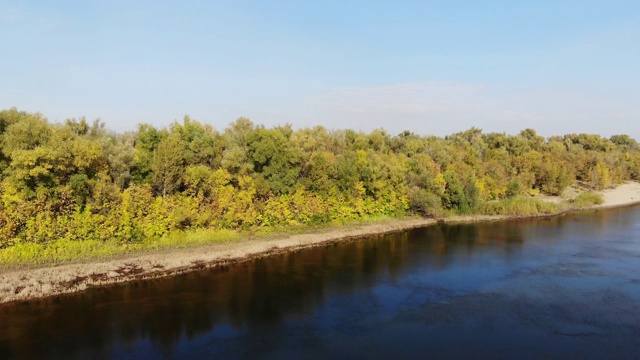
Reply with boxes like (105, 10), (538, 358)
(1, 206), (640, 359)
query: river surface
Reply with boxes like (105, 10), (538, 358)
(2, 206), (640, 359)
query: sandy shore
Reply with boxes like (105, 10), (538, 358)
(2, 181), (640, 304)
(593, 182), (640, 209)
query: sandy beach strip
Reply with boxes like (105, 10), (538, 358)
(1, 182), (640, 304)
(593, 182), (640, 209)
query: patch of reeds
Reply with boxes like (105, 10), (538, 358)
(477, 197), (560, 216)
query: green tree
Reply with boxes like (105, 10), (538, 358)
(132, 124), (165, 184)
(247, 126), (300, 196)
(152, 134), (185, 198)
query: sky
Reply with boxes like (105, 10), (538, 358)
(1, 0), (639, 139)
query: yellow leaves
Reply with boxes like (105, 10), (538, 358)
(212, 168), (232, 187)
(11, 147), (54, 170)
(261, 196), (295, 226)
(141, 197), (171, 237)
(184, 165), (215, 198)
(474, 178), (489, 201)
(355, 149), (368, 166)
(411, 153), (440, 175)
(28, 166), (51, 178)
(354, 181), (366, 198)
(6, 110), (640, 254)
(433, 173), (446, 197)
(475, 176), (508, 201)
(526, 187), (540, 196)
(514, 150), (543, 174)
(591, 161), (611, 190)
(237, 175), (256, 192)
(71, 136), (103, 170)
(203, 174), (259, 228)
(0, 182), (22, 207)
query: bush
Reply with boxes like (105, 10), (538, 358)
(409, 188), (444, 217)
(571, 192), (604, 208)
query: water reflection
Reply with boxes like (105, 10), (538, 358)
(1, 206), (639, 359)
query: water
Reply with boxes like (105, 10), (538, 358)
(1, 206), (640, 359)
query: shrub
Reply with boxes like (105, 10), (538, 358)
(478, 197), (559, 216)
(409, 187), (444, 217)
(571, 192), (604, 208)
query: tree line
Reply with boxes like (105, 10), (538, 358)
(1, 107), (639, 248)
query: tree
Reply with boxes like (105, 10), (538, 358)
(247, 126), (300, 196)
(442, 170), (478, 212)
(131, 124), (165, 185)
(610, 134), (639, 150)
(591, 161), (611, 190)
(171, 115), (222, 167)
(152, 134), (184, 198)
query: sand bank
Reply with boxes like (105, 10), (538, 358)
(593, 182), (640, 209)
(2, 182), (640, 304)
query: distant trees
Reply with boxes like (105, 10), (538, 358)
(1, 107), (639, 249)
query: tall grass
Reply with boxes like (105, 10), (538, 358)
(570, 192), (604, 208)
(478, 197), (560, 216)
(0, 228), (239, 268)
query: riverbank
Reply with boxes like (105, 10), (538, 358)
(2, 182), (640, 304)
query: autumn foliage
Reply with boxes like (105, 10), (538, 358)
(1, 108), (639, 250)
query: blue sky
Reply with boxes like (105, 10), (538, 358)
(1, 0), (639, 139)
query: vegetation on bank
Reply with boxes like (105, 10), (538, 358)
(477, 198), (560, 216)
(570, 192), (605, 208)
(0, 228), (239, 267)
(0, 107), (639, 266)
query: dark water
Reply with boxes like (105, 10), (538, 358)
(2, 207), (640, 359)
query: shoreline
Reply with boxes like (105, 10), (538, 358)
(2, 182), (640, 304)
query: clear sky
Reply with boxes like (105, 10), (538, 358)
(1, 0), (639, 139)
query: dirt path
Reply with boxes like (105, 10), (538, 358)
(2, 182), (639, 304)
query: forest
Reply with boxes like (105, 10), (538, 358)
(1, 107), (639, 264)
